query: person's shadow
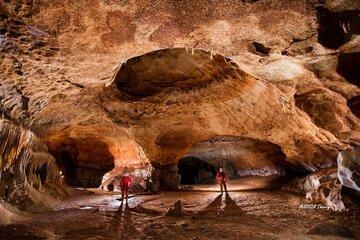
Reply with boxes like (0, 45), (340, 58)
(110, 201), (139, 238)
(197, 193), (242, 217)
(202, 194), (223, 213)
(224, 193), (242, 213)
(110, 198), (162, 238)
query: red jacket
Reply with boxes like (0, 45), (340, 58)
(119, 175), (132, 188)
(216, 172), (228, 183)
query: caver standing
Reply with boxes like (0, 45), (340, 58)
(116, 171), (133, 202)
(216, 167), (228, 194)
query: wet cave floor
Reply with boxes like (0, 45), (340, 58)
(1, 177), (360, 240)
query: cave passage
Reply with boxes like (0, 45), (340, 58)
(316, 7), (360, 49)
(56, 143), (114, 188)
(337, 52), (360, 87)
(348, 95), (360, 118)
(59, 147), (77, 186)
(34, 164), (48, 185)
(178, 157), (217, 184)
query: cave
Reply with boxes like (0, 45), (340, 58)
(316, 7), (360, 49)
(111, 48), (238, 98)
(50, 140), (115, 188)
(337, 52), (360, 87)
(178, 157), (217, 184)
(183, 135), (290, 178)
(251, 41), (271, 56)
(1, 1), (360, 239)
(348, 95), (360, 118)
(59, 145), (78, 186)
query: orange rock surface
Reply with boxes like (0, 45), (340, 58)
(0, 0), (359, 190)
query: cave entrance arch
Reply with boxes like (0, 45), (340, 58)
(51, 141), (115, 188)
(59, 146), (78, 186)
(178, 157), (217, 184)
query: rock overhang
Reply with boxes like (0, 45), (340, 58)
(110, 48), (241, 98)
(32, 46), (351, 180)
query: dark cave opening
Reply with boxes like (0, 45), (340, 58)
(59, 147), (78, 186)
(54, 142), (115, 188)
(337, 52), (360, 87)
(178, 157), (217, 184)
(348, 95), (360, 118)
(316, 7), (360, 49)
(251, 41), (271, 56)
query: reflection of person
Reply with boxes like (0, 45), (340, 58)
(216, 167), (228, 194)
(116, 172), (132, 202)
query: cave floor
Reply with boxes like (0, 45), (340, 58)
(1, 186), (360, 239)
(181, 175), (290, 191)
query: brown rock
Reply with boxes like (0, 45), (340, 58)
(166, 200), (184, 217)
(0, 119), (66, 212)
(0, 0), (359, 197)
(307, 220), (356, 239)
(283, 167), (346, 211)
(337, 147), (360, 191)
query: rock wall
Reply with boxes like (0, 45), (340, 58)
(0, 119), (67, 213)
(284, 147), (360, 211)
(34, 48), (351, 173)
(0, 0), (359, 191)
(338, 147), (360, 191)
(182, 135), (290, 177)
(283, 167), (346, 211)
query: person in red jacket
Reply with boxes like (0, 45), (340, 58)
(117, 172), (132, 202)
(216, 167), (228, 194)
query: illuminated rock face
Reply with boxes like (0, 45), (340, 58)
(32, 47), (357, 190)
(181, 136), (289, 178)
(0, 0), (360, 194)
(112, 48), (237, 97)
(40, 123), (151, 188)
(0, 119), (65, 212)
(337, 147), (360, 191)
(283, 168), (345, 211)
(105, 48), (350, 169)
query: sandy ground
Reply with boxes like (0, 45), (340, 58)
(0, 178), (359, 240)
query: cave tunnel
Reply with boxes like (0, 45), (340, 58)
(337, 52), (360, 87)
(316, 7), (360, 49)
(59, 146), (77, 186)
(178, 157), (217, 184)
(348, 95), (360, 118)
(176, 135), (307, 188)
(52, 141), (115, 188)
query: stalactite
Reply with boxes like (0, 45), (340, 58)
(0, 119), (66, 212)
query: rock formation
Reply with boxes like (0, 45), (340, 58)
(0, 0), (359, 212)
(338, 147), (360, 191)
(283, 167), (345, 211)
(166, 200), (184, 217)
(0, 119), (67, 212)
(307, 220), (356, 239)
(32, 46), (356, 189)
